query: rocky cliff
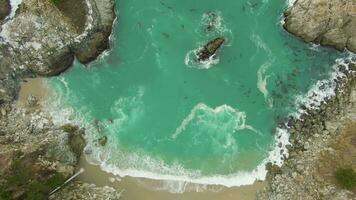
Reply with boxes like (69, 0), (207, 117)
(284, 0), (356, 53)
(0, 0), (120, 199)
(258, 1), (356, 196)
(258, 60), (356, 199)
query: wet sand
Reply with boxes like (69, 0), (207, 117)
(17, 77), (47, 106)
(77, 156), (265, 200)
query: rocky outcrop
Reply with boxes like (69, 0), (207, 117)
(0, 98), (86, 199)
(74, 0), (116, 63)
(0, 0), (115, 102)
(257, 60), (356, 199)
(0, 0), (116, 76)
(197, 37), (225, 62)
(284, 0), (356, 53)
(0, 0), (10, 21)
(49, 181), (122, 200)
(0, 0), (117, 198)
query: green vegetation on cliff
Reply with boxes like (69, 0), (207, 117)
(50, 0), (62, 5)
(1, 159), (66, 200)
(335, 167), (356, 190)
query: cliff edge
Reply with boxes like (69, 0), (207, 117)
(284, 0), (356, 53)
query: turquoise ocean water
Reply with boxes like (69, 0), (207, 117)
(49, 0), (348, 188)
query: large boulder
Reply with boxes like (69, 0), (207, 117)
(284, 0), (356, 53)
(197, 37), (225, 62)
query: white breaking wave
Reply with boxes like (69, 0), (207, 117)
(184, 48), (219, 69)
(9, 0), (22, 18)
(294, 56), (355, 118)
(280, 0), (298, 25)
(287, 0), (297, 7)
(171, 103), (257, 139)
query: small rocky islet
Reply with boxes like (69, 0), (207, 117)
(0, 0), (355, 199)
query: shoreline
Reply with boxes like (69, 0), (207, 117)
(76, 156), (266, 200)
(35, 54), (355, 199)
(258, 57), (356, 199)
(18, 75), (266, 199)
(2, 0), (355, 198)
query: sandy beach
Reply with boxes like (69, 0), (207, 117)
(76, 156), (265, 200)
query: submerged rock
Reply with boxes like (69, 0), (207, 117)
(98, 136), (108, 146)
(284, 0), (356, 53)
(0, 0), (10, 21)
(197, 37), (225, 62)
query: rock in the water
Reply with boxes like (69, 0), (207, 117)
(197, 37), (225, 62)
(0, 0), (10, 21)
(98, 136), (108, 146)
(284, 0), (356, 53)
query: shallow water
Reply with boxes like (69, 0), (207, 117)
(49, 0), (346, 188)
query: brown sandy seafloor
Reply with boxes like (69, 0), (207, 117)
(18, 78), (265, 200)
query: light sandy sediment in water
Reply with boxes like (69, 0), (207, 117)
(76, 156), (265, 200)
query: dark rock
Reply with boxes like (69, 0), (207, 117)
(0, 0), (10, 21)
(197, 37), (225, 62)
(98, 136), (108, 146)
(265, 162), (282, 181)
(68, 128), (86, 160)
(75, 32), (110, 64)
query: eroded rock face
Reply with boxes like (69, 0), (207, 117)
(0, 0), (116, 103)
(284, 0), (356, 53)
(0, 0), (115, 76)
(0, 0), (117, 198)
(0, 0), (10, 21)
(257, 60), (356, 200)
(197, 37), (225, 62)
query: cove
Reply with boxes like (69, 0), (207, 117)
(49, 0), (347, 187)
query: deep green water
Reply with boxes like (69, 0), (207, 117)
(49, 0), (345, 187)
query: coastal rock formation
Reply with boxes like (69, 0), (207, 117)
(0, 0), (115, 78)
(0, 0), (10, 21)
(0, 103), (86, 199)
(0, 0), (115, 103)
(74, 0), (116, 63)
(284, 0), (356, 53)
(50, 181), (122, 200)
(0, 0), (117, 198)
(197, 37), (225, 62)
(258, 60), (356, 200)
